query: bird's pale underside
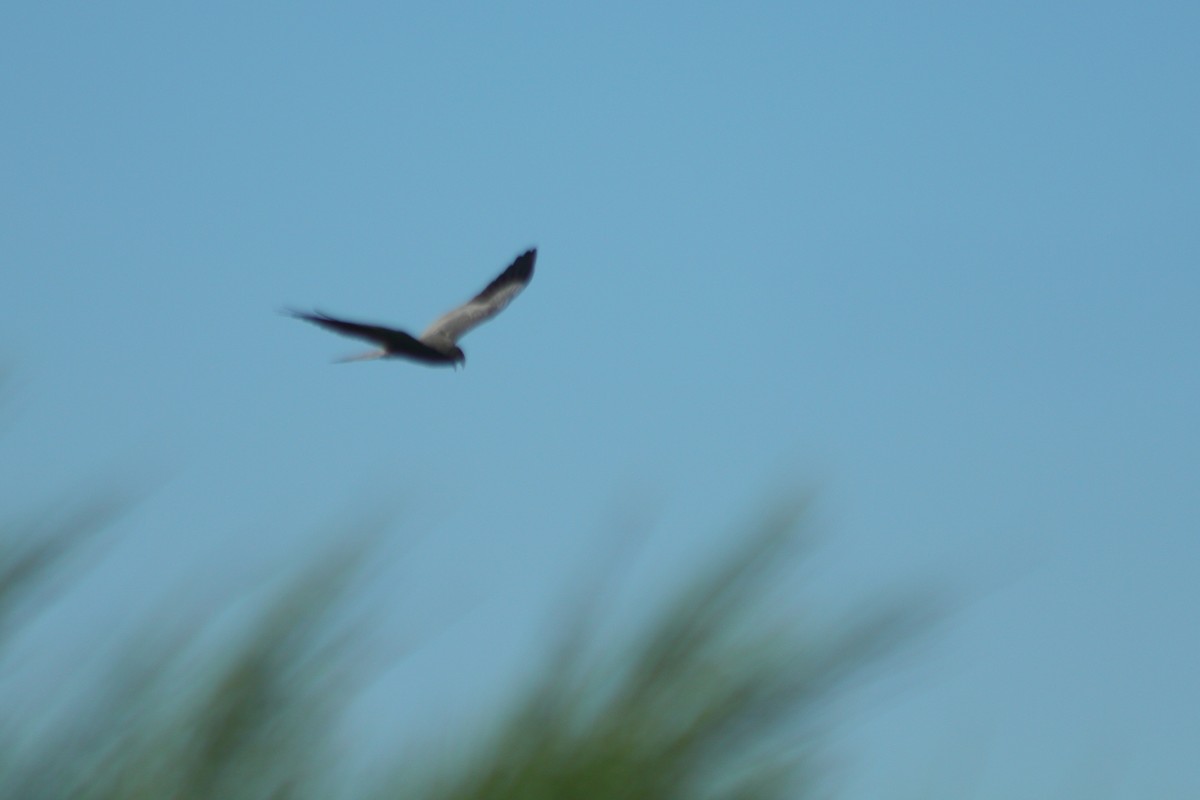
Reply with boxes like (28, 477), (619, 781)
(287, 248), (536, 368)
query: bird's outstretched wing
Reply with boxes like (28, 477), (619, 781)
(420, 248), (536, 345)
(286, 310), (450, 362)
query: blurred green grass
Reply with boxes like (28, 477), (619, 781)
(0, 495), (918, 800)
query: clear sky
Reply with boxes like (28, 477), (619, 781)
(2, 2), (1198, 797)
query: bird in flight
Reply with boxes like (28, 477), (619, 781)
(287, 248), (536, 368)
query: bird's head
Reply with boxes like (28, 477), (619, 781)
(452, 347), (466, 370)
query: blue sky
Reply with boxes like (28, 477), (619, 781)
(2, 2), (1198, 796)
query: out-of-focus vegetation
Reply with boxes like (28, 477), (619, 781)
(0, 496), (919, 800)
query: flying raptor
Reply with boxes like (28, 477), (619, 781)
(287, 248), (536, 368)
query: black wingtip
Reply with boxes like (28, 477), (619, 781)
(283, 308), (341, 326)
(509, 247), (537, 282)
(475, 248), (537, 300)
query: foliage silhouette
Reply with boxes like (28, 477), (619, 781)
(0, 497), (916, 800)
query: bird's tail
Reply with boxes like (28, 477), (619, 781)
(334, 349), (388, 364)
